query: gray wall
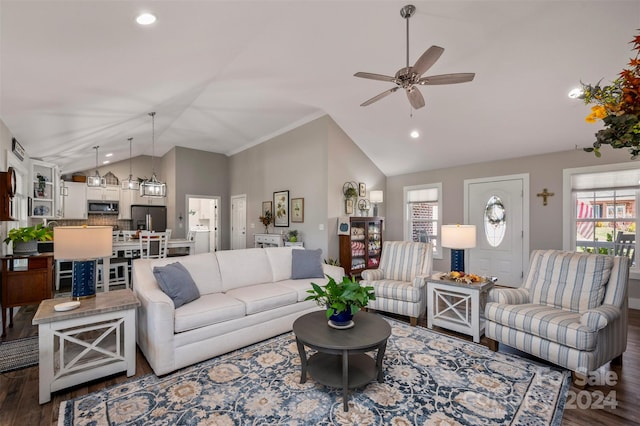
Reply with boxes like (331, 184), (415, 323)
(386, 147), (640, 299)
(173, 147), (229, 246)
(229, 116), (329, 253)
(327, 120), (386, 260)
(229, 114), (385, 259)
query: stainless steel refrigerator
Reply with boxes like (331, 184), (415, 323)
(131, 205), (167, 231)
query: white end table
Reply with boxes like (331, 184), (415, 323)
(32, 289), (140, 404)
(427, 274), (494, 343)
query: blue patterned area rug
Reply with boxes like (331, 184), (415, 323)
(59, 318), (570, 425)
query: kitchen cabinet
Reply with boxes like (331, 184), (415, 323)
(1, 254), (53, 337)
(0, 168), (16, 221)
(134, 192), (165, 206)
(87, 185), (119, 201)
(61, 181), (87, 219)
(339, 217), (384, 278)
(119, 189), (135, 220)
(31, 160), (59, 219)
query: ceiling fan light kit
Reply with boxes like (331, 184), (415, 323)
(355, 4), (475, 109)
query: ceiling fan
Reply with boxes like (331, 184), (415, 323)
(354, 4), (475, 109)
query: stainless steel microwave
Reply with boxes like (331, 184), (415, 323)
(88, 200), (119, 215)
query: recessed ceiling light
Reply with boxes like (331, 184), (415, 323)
(105, 153), (113, 157)
(102, 160), (110, 165)
(568, 88), (583, 99)
(410, 130), (420, 138)
(136, 12), (156, 26)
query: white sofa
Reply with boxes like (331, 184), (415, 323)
(133, 247), (344, 375)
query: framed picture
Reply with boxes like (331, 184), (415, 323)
(345, 198), (354, 215)
(337, 216), (350, 235)
(262, 201), (272, 217)
(359, 182), (366, 197)
(291, 197), (304, 222)
(273, 190), (289, 227)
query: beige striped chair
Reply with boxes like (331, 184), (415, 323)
(485, 249), (629, 378)
(361, 241), (433, 326)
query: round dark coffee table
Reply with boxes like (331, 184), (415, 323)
(292, 310), (391, 411)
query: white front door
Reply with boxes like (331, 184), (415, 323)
(465, 174), (529, 287)
(230, 195), (246, 250)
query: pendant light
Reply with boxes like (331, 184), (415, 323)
(121, 137), (140, 190)
(87, 146), (104, 187)
(140, 112), (167, 197)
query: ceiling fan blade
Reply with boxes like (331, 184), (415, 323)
(412, 46), (445, 76)
(354, 72), (396, 82)
(419, 73), (475, 85)
(360, 87), (399, 107)
(406, 87), (425, 109)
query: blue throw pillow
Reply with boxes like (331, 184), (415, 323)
(291, 248), (324, 279)
(153, 262), (200, 308)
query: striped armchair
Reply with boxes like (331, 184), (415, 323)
(485, 249), (629, 377)
(361, 241), (433, 326)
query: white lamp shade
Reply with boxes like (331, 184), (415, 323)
(441, 224), (476, 249)
(370, 190), (384, 203)
(54, 226), (113, 260)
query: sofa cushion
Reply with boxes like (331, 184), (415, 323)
(174, 293), (246, 333)
(525, 250), (613, 312)
(485, 302), (597, 351)
(265, 246), (295, 282)
(226, 283), (298, 315)
(153, 262), (200, 308)
(279, 276), (331, 302)
(217, 248), (273, 291)
(291, 248), (324, 279)
(142, 253), (222, 295)
(367, 279), (422, 302)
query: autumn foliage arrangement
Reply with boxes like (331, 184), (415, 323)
(582, 32), (640, 158)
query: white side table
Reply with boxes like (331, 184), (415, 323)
(427, 275), (494, 343)
(254, 233), (283, 247)
(32, 289), (140, 404)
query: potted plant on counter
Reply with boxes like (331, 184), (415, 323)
(4, 224), (53, 255)
(305, 275), (376, 328)
(287, 229), (299, 242)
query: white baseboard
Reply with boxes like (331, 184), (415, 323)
(629, 297), (640, 310)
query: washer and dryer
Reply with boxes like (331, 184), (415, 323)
(190, 226), (210, 254)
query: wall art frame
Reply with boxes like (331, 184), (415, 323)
(291, 197), (304, 223)
(345, 198), (354, 215)
(262, 201), (272, 217)
(359, 182), (366, 197)
(273, 190), (289, 227)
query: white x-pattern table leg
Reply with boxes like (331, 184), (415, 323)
(54, 318), (125, 379)
(433, 289), (471, 326)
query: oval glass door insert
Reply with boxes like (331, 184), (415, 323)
(484, 196), (506, 247)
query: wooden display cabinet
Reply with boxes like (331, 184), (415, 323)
(339, 217), (384, 278)
(1, 254), (54, 337)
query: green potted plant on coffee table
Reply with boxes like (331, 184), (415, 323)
(305, 275), (376, 327)
(4, 224), (53, 255)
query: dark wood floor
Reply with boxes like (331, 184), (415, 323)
(1, 305), (639, 425)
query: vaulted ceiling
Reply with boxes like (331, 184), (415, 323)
(1, 1), (638, 176)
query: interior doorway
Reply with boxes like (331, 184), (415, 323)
(231, 194), (247, 250)
(185, 195), (220, 253)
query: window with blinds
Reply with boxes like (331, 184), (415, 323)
(404, 183), (442, 258)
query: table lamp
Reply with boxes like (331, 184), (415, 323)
(441, 224), (476, 272)
(54, 226), (112, 300)
(370, 190), (383, 216)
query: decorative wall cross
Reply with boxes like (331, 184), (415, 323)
(537, 188), (555, 206)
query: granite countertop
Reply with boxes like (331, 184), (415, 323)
(32, 288), (140, 325)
